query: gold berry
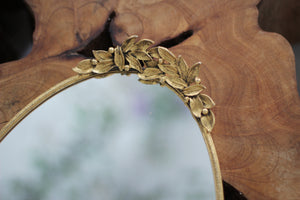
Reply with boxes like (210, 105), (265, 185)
(202, 108), (209, 115)
(195, 77), (201, 83)
(91, 59), (98, 66)
(108, 47), (114, 53)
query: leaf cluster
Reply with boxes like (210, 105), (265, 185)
(72, 35), (215, 132)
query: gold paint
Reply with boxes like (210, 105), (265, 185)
(108, 47), (115, 54)
(121, 35), (138, 52)
(178, 56), (189, 79)
(158, 46), (177, 64)
(158, 58), (163, 64)
(91, 59), (98, 66)
(199, 94), (216, 109)
(114, 46), (125, 71)
(183, 84), (206, 96)
(72, 59), (93, 74)
(131, 39), (154, 52)
(93, 50), (112, 60)
(202, 108), (209, 115)
(125, 54), (142, 72)
(189, 96), (204, 118)
(165, 76), (187, 90)
(157, 64), (178, 75)
(133, 50), (152, 61)
(201, 111), (215, 132)
(0, 36), (223, 200)
(187, 62), (201, 84)
(195, 76), (201, 83)
(148, 47), (160, 59)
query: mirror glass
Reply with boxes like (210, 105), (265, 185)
(0, 74), (215, 200)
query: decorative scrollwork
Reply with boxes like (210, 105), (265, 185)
(73, 35), (215, 132)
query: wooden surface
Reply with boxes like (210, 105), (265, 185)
(0, 0), (299, 199)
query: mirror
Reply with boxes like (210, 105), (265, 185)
(0, 75), (216, 200)
(0, 36), (224, 199)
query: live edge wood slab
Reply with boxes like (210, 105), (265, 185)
(0, 0), (299, 199)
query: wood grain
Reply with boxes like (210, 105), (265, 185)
(1, 0), (299, 199)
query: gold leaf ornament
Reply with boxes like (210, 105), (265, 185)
(133, 50), (152, 61)
(121, 35), (138, 52)
(189, 96), (204, 118)
(199, 94), (216, 108)
(148, 47), (160, 58)
(144, 60), (158, 68)
(142, 68), (162, 76)
(183, 84), (206, 96)
(187, 62), (201, 84)
(165, 76), (187, 89)
(114, 46), (125, 70)
(125, 54), (142, 72)
(201, 111), (215, 132)
(92, 60), (114, 74)
(158, 47), (177, 64)
(138, 68), (163, 80)
(158, 64), (178, 75)
(72, 35), (216, 133)
(72, 59), (94, 74)
(132, 39), (154, 52)
(178, 56), (189, 80)
(92, 50), (112, 60)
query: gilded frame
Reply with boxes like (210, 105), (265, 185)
(0, 36), (224, 200)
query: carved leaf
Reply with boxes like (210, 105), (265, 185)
(133, 39), (154, 51)
(126, 54), (142, 72)
(183, 84), (206, 96)
(148, 47), (160, 58)
(72, 59), (93, 74)
(165, 76), (187, 89)
(144, 60), (158, 68)
(187, 62), (201, 84)
(140, 67), (163, 77)
(199, 94), (215, 108)
(134, 50), (152, 60)
(158, 47), (177, 64)
(201, 111), (215, 132)
(178, 56), (189, 80)
(121, 35), (138, 52)
(92, 59), (114, 74)
(158, 64), (178, 75)
(189, 96), (204, 118)
(92, 50), (112, 60)
(114, 46), (125, 70)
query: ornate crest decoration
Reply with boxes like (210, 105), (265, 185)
(73, 35), (216, 133)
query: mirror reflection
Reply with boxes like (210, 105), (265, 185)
(0, 74), (215, 200)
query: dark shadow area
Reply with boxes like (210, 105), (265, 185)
(223, 180), (247, 200)
(77, 12), (116, 58)
(257, 0), (300, 44)
(0, 0), (35, 64)
(293, 43), (300, 95)
(257, 0), (300, 94)
(157, 30), (193, 48)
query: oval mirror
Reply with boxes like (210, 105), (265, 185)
(0, 36), (223, 199)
